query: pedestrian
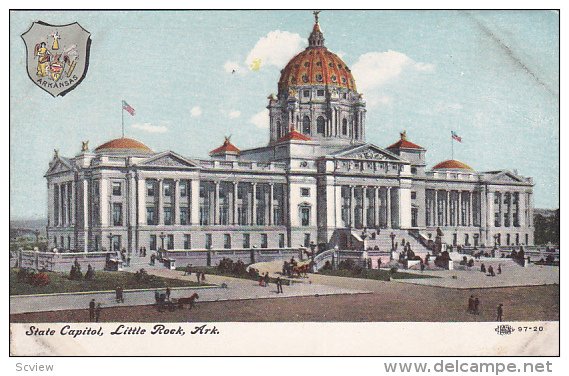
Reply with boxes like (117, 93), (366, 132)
(497, 264), (502, 274)
(474, 297), (480, 315)
(138, 247), (143, 257)
(258, 275), (264, 287)
(95, 303), (102, 322)
(201, 272), (206, 283)
(166, 287), (171, 301)
(496, 304), (504, 322)
(420, 261), (425, 272)
(154, 290), (160, 303)
(263, 272), (269, 288)
(276, 277), (283, 294)
(480, 263), (486, 273)
(126, 253), (131, 267)
(89, 299), (96, 322)
(467, 295), (474, 314)
(377, 258), (382, 269)
(488, 265), (495, 277)
(150, 253), (155, 266)
(197, 272), (201, 284)
(184, 264), (192, 276)
(115, 286), (124, 303)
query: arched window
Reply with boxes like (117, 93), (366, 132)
(302, 116), (311, 135)
(276, 120), (281, 138)
(316, 116), (326, 135)
(342, 118), (348, 136)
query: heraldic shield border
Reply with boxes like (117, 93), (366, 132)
(21, 21), (91, 97)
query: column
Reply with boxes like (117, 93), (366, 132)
(509, 192), (514, 228)
(469, 191), (473, 226)
(519, 191), (526, 227)
(60, 184), (66, 226)
(362, 186), (368, 227)
(174, 179), (181, 225)
(213, 181), (220, 225)
(445, 191), (450, 226)
(252, 183), (257, 226)
(82, 178), (89, 252)
(434, 190), (439, 227)
(386, 187), (392, 228)
(269, 183), (274, 225)
(137, 177), (146, 225)
(373, 187), (379, 228)
(100, 178), (108, 227)
(157, 179), (164, 225)
(190, 179), (200, 226)
(458, 191), (463, 227)
(232, 182), (238, 225)
(70, 181), (75, 225)
(349, 186), (355, 227)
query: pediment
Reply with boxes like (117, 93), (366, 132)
(137, 151), (198, 169)
(45, 157), (73, 176)
(332, 144), (402, 161)
(487, 170), (526, 183)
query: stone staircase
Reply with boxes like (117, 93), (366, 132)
(362, 229), (429, 254)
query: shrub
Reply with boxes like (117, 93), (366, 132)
(390, 266), (398, 275)
(338, 258), (357, 271)
(30, 272), (50, 286)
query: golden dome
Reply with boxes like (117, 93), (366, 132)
(432, 159), (474, 171)
(95, 137), (153, 153)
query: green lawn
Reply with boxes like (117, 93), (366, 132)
(175, 266), (298, 285)
(318, 268), (438, 281)
(10, 268), (204, 296)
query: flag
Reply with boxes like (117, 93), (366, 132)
(451, 131), (462, 142)
(122, 100), (135, 116)
(249, 58), (262, 72)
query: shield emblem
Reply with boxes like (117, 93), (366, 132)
(21, 21), (91, 97)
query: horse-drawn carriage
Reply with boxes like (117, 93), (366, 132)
(156, 293), (199, 312)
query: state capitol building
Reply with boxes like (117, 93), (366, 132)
(45, 16), (535, 255)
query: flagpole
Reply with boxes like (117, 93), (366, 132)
(121, 100), (124, 138)
(451, 132), (454, 160)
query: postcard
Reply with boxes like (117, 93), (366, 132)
(9, 9), (559, 357)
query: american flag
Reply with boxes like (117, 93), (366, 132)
(451, 131), (462, 142)
(122, 100), (135, 116)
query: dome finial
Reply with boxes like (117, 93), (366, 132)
(308, 11), (325, 47)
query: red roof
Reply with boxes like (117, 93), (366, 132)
(210, 138), (240, 156)
(277, 129), (312, 143)
(432, 159), (474, 171)
(95, 137), (152, 153)
(387, 132), (424, 150)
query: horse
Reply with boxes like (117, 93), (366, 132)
(292, 261), (313, 278)
(176, 293), (199, 309)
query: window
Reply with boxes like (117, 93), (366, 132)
(167, 234), (174, 250)
(316, 116), (325, 135)
(180, 181), (188, 197)
(515, 233), (520, 245)
(184, 234), (191, 249)
(525, 234), (529, 245)
(54, 236), (57, 247)
(279, 233), (285, 248)
(261, 234), (268, 248)
(150, 235), (157, 251)
(164, 207), (172, 225)
(146, 181), (155, 196)
(112, 182), (122, 196)
(317, 89), (324, 96)
(411, 191), (417, 200)
(243, 234), (250, 249)
(342, 118), (348, 135)
(112, 203), (123, 226)
(473, 234), (479, 247)
(506, 233), (511, 246)
(304, 233), (311, 247)
(224, 234), (231, 249)
(411, 167), (417, 174)
(146, 207), (156, 225)
(302, 116), (311, 135)
(180, 207), (189, 225)
(301, 188), (310, 197)
(303, 90), (310, 97)
(494, 213), (501, 227)
(342, 93), (347, 99)
(300, 206), (310, 226)
(205, 234), (212, 250)
(163, 181), (172, 197)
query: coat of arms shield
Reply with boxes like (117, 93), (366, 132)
(21, 21), (91, 97)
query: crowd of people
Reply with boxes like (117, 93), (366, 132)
(467, 295), (504, 321)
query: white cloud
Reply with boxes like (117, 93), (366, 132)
(245, 30), (305, 71)
(249, 109), (269, 129)
(228, 110), (241, 119)
(190, 106), (202, 117)
(351, 50), (434, 93)
(131, 122), (168, 133)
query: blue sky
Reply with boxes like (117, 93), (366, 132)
(10, 10), (559, 219)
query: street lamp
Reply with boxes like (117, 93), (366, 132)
(108, 232), (114, 253)
(390, 231), (396, 251)
(309, 241), (317, 263)
(159, 232), (166, 250)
